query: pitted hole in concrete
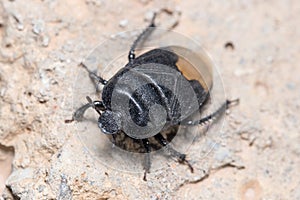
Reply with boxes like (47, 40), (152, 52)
(240, 179), (262, 200)
(224, 42), (235, 50)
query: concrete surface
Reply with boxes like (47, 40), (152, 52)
(0, 0), (299, 199)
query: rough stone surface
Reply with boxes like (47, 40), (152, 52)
(0, 0), (299, 199)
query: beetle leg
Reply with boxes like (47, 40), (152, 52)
(80, 63), (107, 90)
(183, 99), (239, 126)
(128, 13), (157, 62)
(65, 103), (92, 123)
(142, 139), (151, 181)
(154, 133), (194, 173)
(65, 96), (105, 123)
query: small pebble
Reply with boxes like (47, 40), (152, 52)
(32, 19), (45, 35)
(234, 68), (254, 76)
(266, 56), (274, 63)
(147, 181), (153, 187)
(17, 23), (24, 31)
(42, 35), (50, 47)
(119, 19), (128, 28)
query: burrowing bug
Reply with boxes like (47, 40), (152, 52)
(66, 13), (238, 180)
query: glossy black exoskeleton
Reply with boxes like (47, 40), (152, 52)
(66, 13), (238, 180)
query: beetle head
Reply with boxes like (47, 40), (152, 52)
(86, 96), (121, 134)
(98, 110), (122, 134)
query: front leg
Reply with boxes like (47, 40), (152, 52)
(65, 103), (92, 123)
(65, 96), (105, 123)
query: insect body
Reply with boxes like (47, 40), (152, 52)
(100, 46), (211, 139)
(67, 14), (238, 180)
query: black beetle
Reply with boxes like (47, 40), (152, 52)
(66, 13), (238, 180)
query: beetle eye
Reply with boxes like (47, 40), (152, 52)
(98, 111), (122, 134)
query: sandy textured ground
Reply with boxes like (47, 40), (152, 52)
(0, 0), (299, 199)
